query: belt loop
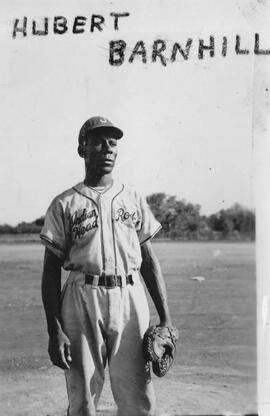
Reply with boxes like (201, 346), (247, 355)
(120, 275), (126, 288)
(129, 274), (134, 285)
(92, 275), (99, 288)
(85, 274), (99, 288)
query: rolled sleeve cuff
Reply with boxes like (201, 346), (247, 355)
(139, 224), (162, 245)
(40, 234), (65, 259)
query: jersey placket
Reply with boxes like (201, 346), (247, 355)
(99, 193), (116, 277)
(97, 194), (106, 276)
(111, 187), (124, 278)
(110, 184), (125, 278)
(111, 210), (118, 278)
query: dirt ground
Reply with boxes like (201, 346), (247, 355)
(0, 241), (257, 416)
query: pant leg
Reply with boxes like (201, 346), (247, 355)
(61, 273), (107, 416)
(107, 276), (156, 416)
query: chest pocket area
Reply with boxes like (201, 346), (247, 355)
(70, 207), (99, 240)
(113, 203), (141, 230)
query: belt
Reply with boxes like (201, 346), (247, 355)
(85, 274), (134, 288)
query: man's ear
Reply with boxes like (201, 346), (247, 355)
(78, 142), (85, 158)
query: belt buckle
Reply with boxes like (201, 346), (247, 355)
(105, 275), (116, 288)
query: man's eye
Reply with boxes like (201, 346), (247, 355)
(109, 140), (117, 147)
(93, 139), (102, 146)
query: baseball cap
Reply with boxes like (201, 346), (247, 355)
(78, 116), (123, 144)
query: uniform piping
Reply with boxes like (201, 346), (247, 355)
(111, 184), (125, 276)
(98, 196), (106, 275)
(72, 187), (99, 210)
(139, 225), (162, 245)
(40, 234), (65, 257)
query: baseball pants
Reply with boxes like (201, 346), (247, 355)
(60, 271), (156, 416)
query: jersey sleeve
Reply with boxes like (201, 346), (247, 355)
(136, 194), (162, 244)
(40, 198), (67, 259)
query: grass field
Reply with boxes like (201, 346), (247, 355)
(0, 241), (256, 416)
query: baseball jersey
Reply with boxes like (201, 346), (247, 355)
(40, 181), (161, 276)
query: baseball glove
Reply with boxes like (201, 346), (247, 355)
(143, 325), (179, 377)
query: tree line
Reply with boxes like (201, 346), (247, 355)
(146, 193), (255, 240)
(0, 193), (255, 240)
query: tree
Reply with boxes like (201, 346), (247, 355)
(35, 216), (45, 226)
(147, 193), (203, 239)
(208, 204), (255, 239)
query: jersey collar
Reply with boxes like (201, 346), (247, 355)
(73, 181), (124, 201)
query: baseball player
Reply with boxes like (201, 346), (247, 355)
(41, 116), (172, 416)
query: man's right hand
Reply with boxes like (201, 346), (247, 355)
(48, 332), (72, 370)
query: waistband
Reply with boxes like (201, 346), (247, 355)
(85, 274), (133, 288)
(66, 270), (140, 288)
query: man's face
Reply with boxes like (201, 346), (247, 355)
(83, 131), (118, 175)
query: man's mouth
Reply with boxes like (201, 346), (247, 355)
(101, 157), (114, 164)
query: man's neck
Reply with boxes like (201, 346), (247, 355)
(84, 172), (113, 188)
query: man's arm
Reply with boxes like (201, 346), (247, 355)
(140, 240), (172, 327)
(41, 247), (71, 370)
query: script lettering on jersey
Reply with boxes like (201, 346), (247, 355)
(114, 208), (138, 225)
(70, 208), (98, 239)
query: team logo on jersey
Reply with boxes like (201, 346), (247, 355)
(70, 208), (98, 239)
(114, 208), (138, 225)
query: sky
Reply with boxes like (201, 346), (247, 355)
(0, 0), (268, 225)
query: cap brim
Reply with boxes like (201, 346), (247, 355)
(91, 125), (123, 140)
